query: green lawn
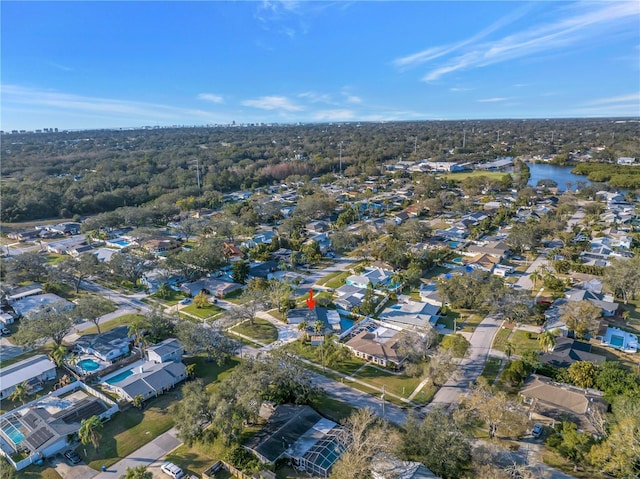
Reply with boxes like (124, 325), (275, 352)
(439, 171), (512, 182)
(437, 311), (460, 330)
(309, 393), (355, 423)
(510, 329), (541, 355)
(322, 271), (352, 289)
(352, 365), (420, 399)
(181, 302), (224, 320)
(149, 289), (189, 306)
(19, 465), (63, 479)
(184, 356), (240, 387)
(82, 394), (176, 470)
(492, 327), (512, 351)
(422, 266), (449, 279)
(480, 356), (503, 384)
(411, 385), (438, 405)
(80, 313), (146, 335)
(460, 313), (484, 332)
(231, 319), (278, 344)
(284, 340), (366, 376)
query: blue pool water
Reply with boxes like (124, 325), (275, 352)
(111, 239), (130, 247)
(610, 335), (624, 347)
(449, 242), (460, 248)
(77, 358), (101, 372)
(106, 369), (134, 385)
(340, 318), (354, 331)
(391, 305), (402, 310)
(453, 257), (463, 264)
(2, 424), (24, 445)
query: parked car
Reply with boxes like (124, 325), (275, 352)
(179, 298), (192, 305)
(532, 424), (544, 438)
(161, 461), (184, 479)
(0, 327), (10, 336)
(64, 449), (82, 464)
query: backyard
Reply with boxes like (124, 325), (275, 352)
(80, 313), (146, 335)
(181, 302), (224, 320)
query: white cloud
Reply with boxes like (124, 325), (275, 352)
(477, 97), (510, 103)
(411, 2), (640, 81)
(586, 93), (640, 106)
(345, 95), (362, 104)
(198, 93), (224, 103)
(241, 95), (303, 111)
(1, 84), (219, 128)
(450, 87), (474, 92)
(393, 3), (533, 70)
(297, 91), (333, 103)
(312, 109), (355, 121)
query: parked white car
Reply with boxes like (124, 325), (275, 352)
(161, 462), (184, 479)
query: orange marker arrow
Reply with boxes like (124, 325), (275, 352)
(306, 288), (317, 310)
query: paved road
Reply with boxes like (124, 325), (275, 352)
(81, 279), (151, 312)
(515, 255), (549, 291)
(428, 314), (503, 407)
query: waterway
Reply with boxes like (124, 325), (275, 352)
(526, 163), (590, 192)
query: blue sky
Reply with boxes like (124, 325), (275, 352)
(2, 1), (639, 130)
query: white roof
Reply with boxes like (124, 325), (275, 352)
(0, 354), (56, 393)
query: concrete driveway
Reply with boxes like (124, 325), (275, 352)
(50, 453), (97, 479)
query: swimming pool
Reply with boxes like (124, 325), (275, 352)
(105, 368), (134, 385)
(452, 257), (463, 264)
(610, 335), (624, 348)
(77, 358), (101, 372)
(110, 239), (130, 248)
(1, 423), (24, 445)
(391, 305), (402, 310)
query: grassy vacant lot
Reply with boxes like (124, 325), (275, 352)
(83, 394), (176, 469)
(510, 329), (541, 355)
(181, 302), (224, 320)
(284, 340), (366, 376)
(492, 327), (512, 351)
(80, 313), (146, 335)
(480, 356), (503, 384)
(352, 365), (420, 399)
(231, 319), (278, 344)
(321, 270), (352, 289)
(460, 313), (485, 332)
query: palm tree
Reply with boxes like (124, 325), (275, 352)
(157, 282), (171, 299)
(122, 466), (152, 479)
(314, 320), (324, 335)
(78, 415), (103, 450)
(538, 330), (556, 353)
(504, 341), (514, 359)
(132, 394), (144, 409)
(8, 382), (30, 405)
(49, 344), (67, 367)
(297, 320), (309, 341)
(185, 363), (197, 379)
(529, 268), (544, 288)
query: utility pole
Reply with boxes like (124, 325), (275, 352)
(339, 141), (343, 176)
(414, 136), (417, 154)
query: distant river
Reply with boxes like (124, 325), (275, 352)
(526, 163), (591, 192)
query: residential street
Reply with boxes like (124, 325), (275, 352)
(427, 314), (503, 408)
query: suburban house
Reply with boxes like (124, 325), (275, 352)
(334, 284), (366, 312)
(343, 320), (405, 369)
(73, 326), (133, 362)
(243, 403), (348, 478)
(249, 260), (279, 279)
(565, 288), (618, 317)
(47, 222), (82, 236)
(0, 381), (118, 471)
(107, 361), (187, 402)
(520, 375), (607, 434)
(241, 231), (275, 249)
(180, 277), (243, 298)
(465, 241), (510, 260)
(223, 242), (244, 262)
(377, 298), (440, 331)
(418, 283), (442, 307)
(147, 338), (183, 364)
(11, 294), (74, 320)
(286, 308), (342, 334)
(5, 283), (43, 302)
(142, 237), (181, 254)
(539, 337), (606, 368)
(372, 454), (441, 479)
(0, 355), (56, 400)
(345, 267), (395, 290)
(46, 237), (88, 254)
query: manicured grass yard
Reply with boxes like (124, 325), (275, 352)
(352, 365), (420, 399)
(181, 302), (224, 320)
(231, 319), (278, 344)
(460, 313), (484, 332)
(149, 289), (189, 306)
(440, 170), (512, 182)
(80, 313), (146, 335)
(322, 270), (352, 289)
(437, 311), (460, 330)
(510, 329), (541, 355)
(19, 465), (63, 479)
(309, 393), (355, 423)
(492, 327), (512, 351)
(83, 394), (176, 470)
(284, 340), (366, 376)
